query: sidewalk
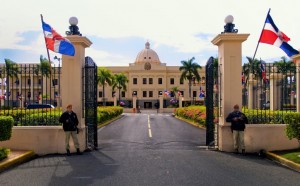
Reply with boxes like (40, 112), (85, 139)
(0, 150), (36, 172)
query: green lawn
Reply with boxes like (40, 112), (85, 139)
(274, 149), (300, 164)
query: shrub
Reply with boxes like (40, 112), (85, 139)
(20, 112), (61, 126)
(0, 116), (14, 141)
(284, 113), (300, 143)
(97, 106), (123, 124)
(0, 148), (10, 161)
(175, 106), (206, 126)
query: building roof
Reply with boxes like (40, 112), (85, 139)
(135, 42), (160, 64)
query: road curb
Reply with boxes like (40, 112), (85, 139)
(266, 152), (300, 172)
(175, 116), (206, 130)
(98, 114), (124, 129)
(0, 150), (36, 172)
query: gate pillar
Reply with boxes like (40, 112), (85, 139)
(212, 33), (249, 152)
(292, 54), (300, 112)
(62, 35), (92, 151)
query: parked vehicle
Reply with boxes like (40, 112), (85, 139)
(26, 104), (55, 109)
(262, 101), (270, 110)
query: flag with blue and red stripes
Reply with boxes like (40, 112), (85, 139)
(259, 13), (299, 57)
(42, 21), (75, 56)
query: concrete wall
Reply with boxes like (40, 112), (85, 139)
(0, 126), (86, 155)
(219, 124), (299, 153)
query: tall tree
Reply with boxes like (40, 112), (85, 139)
(274, 56), (295, 74)
(179, 57), (201, 100)
(4, 59), (19, 104)
(243, 56), (262, 86)
(112, 73), (129, 105)
(38, 55), (51, 78)
(170, 86), (180, 100)
(97, 67), (113, 106)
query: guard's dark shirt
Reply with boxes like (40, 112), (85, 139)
(59, 111), (79, 131)
(226, 111), (248, 131)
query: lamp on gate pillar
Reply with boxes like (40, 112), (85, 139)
(66, 17), (82, 36)
(222, 15), (238, 33)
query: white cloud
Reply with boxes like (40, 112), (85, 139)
(0, 0), (299, 62)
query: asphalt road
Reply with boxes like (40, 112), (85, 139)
(0, 112), (299, 186)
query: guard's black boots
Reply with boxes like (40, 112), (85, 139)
(242, 149), (246, 155)
(66, 149), (71, 156)
(76, 148), (82, 155)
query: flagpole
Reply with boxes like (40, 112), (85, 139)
(40, 14), (52, 66)
(252, 8), (271, 62)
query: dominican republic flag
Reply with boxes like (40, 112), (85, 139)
(177, 91), (181, 97)
(260, 60), (268, 83)
(164, 90), (170, 97)
(259, 13), (299, 57)
(241, 72), (245, 85)
(42, 21), (75, 56)
(199, 86), (205, 98)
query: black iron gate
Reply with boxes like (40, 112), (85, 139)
(205, 56), (218, 147)
(83, 56), (98, 150)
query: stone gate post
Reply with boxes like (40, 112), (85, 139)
(212, 33), (249, 152)
(61, 35), (92, 151)
(292, 54), (300, 112)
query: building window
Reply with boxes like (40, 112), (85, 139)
(15, 80), (19, 85)
(27, 79), (31, 85)
(180, 79), (184, 84)
(149, 57), (151, 59)
(144, 57), (146, 59)
(38, 79), (42, 85)
(132, 91), (137, 96)
(143, 91), (147, 97)
(181, 91), (184, 96)
(193, 91), (197, 98)
(143, 78), (147, 84)
(158, 91), (163, 96)
(158, 78), (162, 84)
(99, 91), (103, 98)
(112, 91), (116, 97)
(122, 91), (125, 98)
(54, 91), (58, 97)
(52, 79), (58, 86)
(149, 78), (153, 84)
(149, 91), (153, 97)
(133, 78), (137, 84)
(170, 78), (174, 85)
(27, 92), (31, 98)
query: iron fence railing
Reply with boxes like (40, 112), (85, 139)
(0, 64), (62, 126)
(242, 62), (297, 124)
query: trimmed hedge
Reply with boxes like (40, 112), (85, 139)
(0, 147), (10, 161)
(20, 112), (61, 126)
(0, 116), (14, 141)
(175, 106), (206, 126)
(97, 106), (123, 124)
(284, 113), (300, 142)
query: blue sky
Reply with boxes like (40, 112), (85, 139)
(0, 0), (299, 67)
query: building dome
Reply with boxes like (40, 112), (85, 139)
(135, 42), (160, 64)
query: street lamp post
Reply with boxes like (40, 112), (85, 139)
(54, 56), (61, 107)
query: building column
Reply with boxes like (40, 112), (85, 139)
(30, 74), (34, 103)
(247, 73), (255, 109)
(212, 33), (249, 152)
(179, 95), (183, 108)
(61, 35), (92, 151)
(270, 67), (282, 111)
(292, 54), (300, 112)
(113, 96), (117, 106)
(133, 96), (137, 109)
(159, 95), (163, 113)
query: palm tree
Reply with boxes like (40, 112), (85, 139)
(112, 73), (129, 105)
(4, 59), (19, 106)
(170, 86), (180, 100)
(38, 55), (51, 78)
(179, 57), (201, 101)
(274, 56), (296, 107)
(243, 56), (262, 86)
(97, 67), (113, 106)
(274, 56), (295, 74)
